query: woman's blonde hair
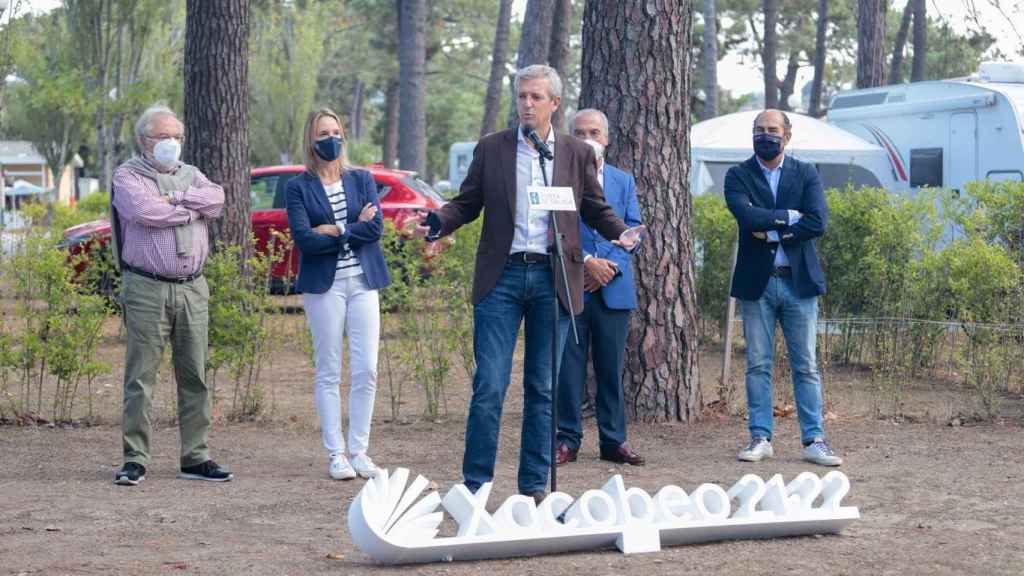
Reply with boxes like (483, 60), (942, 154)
(302, 107), (350, 174)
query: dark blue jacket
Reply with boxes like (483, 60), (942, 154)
(285, 169), (391, 294)
(724, 155), (828, 300)
(581, 164), (642, 310)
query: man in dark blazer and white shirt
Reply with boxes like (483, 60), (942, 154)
(416, 65), (642, 502)
(724, 109), (841, 467)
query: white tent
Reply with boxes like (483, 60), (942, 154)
(690, 111), (898, 195)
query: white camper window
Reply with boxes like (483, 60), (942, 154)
(910, 148), (943, 188)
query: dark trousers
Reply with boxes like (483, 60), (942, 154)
(557, 292), (629, 452)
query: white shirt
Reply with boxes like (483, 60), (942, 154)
(324, 180), (363, 279)
(511, 127), (555, 254)
(756, 156), (801, 267)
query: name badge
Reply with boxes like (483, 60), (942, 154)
(527, 186), (577, 212)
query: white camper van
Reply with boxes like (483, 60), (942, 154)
(827, 62), (1024, 194)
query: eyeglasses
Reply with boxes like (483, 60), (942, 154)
(148, 133), (185, 143)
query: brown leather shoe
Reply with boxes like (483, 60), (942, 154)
(520, 490), (546, 505)
(556, 443), (578, 466)
(599, 443), (645, 466)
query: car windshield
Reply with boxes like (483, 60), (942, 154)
(401, 176), (446, 204)
(250, 174), (280, 210)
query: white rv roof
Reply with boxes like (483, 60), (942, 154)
(691, 110), (887, 162)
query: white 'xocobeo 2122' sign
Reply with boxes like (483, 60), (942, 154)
(347, 468), (860, 564)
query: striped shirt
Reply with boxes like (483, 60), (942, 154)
(111, 162), (224, 277)
(324, 180), (363, 279)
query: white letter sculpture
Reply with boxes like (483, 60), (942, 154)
(348, 468), (860, 564)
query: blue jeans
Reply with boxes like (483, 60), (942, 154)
(463, 260), (569, 494)
(739, 275), (825, 444)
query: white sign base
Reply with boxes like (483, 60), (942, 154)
(347, 469), (860, 565)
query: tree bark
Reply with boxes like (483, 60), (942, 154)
(382, 79), (400, 169)
(480, 0), (513, 139)
(398, 0), (427, 175)
(889, 0), (912, 84)
(506, 0), (555, 128)
(580, 0), (701, 422)
(547, 0), (571, 132)
(856, 0), (888, 88)
(762, 0), (779, 108)
(184, 0), (251, 253)
(701, 0), (718, 120)
(910, 0), (927, 82)
(351, 78), (365, 141)
(809, 0), (828, 117)
(777, 50), (800, 111)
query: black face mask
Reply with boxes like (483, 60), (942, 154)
(314, 136), (344, 162)
(753, 133), (784, 162)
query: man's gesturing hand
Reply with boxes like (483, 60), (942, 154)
(612, 224), (646, 251)
(584, 257), (617, 287)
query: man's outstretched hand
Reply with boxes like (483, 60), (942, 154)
(612, 224), (646, 251)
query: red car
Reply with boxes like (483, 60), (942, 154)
(62, 164), (446, 293)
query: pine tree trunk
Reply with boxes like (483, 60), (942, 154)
(889, 0), (912, 84)
(580, 0), (701, 423)
(809, 0), (828, 117)
(762, 0), (779, 108)
(547, 0), (571, 132)
(382, 79), (399, 169)
(701, 0), (719, 120)
(856, 0), (888, 88)
(351, 79), (365, 141)
(910, 0), (926, 82)
(506, 0), (555, 128)
(398, 0), (427, 175)
(184, 0), (251, 253)
(480, 0), (513, 139)
(777, 50), (800, 111)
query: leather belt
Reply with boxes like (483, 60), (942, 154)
(508, 252), (548, 265)
(771, 266), (792, 277)
(125, 264), (202, 284)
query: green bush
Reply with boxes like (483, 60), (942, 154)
(691, 193), (737, 338)
(955, 180), (1024, 266)
(819, 186), (940, 318)
(911, 238), (1020, 324)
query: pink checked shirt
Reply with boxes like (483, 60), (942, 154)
(111, 163), (225, 278)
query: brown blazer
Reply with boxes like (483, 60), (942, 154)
(433, 128), (628, 313)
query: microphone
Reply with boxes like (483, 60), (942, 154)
(523, 126), (554, 161)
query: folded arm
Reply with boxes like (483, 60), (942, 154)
(178, 170), (225, 219)
(112, 168), (197, 228)
(286, 181), (346, 255)
(346, 172), (384, 247)
(724, 168), (792, 233)
(780, 167), (828, 245)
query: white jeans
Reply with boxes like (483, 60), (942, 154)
(303, 274), (380, 457)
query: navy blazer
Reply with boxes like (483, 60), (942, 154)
(581, 164), (642, 310)
(724, 155), (828, 300)
(285, 169), (391, 294)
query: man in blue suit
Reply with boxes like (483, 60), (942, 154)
(724, 109), (841, 467)
(556, 109), (644, 466)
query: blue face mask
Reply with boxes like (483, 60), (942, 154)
(314, 136), (343, 162)
(753, 133), (784, 162)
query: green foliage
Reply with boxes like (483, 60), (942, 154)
(0, 229), (113, 423)
(911, 239), (1020, 324)
(691, 194), (737, 338)
(954, 180), (1024, 267)
(204, 234), (290, 419)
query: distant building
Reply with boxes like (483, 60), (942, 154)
(0, 140), (82, 212)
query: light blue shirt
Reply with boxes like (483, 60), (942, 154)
(512, 128), (555, 254)
(757, 156), (800, 267)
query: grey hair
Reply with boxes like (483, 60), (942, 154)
(134, 104), (181, 152)
(570, 108), (609, 133)
(754, 109), (792, 134)
(513, 64), (563, 99)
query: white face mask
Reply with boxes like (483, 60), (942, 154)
(152, 138), (182, 169)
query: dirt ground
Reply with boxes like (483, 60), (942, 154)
(3, 313), (1024, 575)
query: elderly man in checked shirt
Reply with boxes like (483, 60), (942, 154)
(111, 104), (232, 486)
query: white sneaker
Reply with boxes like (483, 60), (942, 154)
(802, 438), (843, 467)
(329, 454), (357, 480)
(737, 437), (774, 462)
(350, 453), (379, 479)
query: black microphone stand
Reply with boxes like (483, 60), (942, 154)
(534, 138), (578, 495)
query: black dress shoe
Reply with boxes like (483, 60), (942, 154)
(520, 491), (546, 505)
(556, 443), (578, 466)
(599, 443), (646, 466)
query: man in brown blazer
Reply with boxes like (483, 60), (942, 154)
(416, 64), (642, 502)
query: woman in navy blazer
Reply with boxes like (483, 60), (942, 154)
(286, 108), (390, 482)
